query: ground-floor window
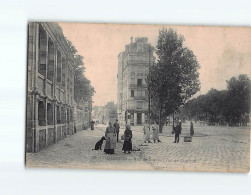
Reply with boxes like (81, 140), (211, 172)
(67, 108), (70, 123)
(61, 107), (66, 123)
(38, 101), (46, 126)
(57, 105), (61, 124)
(137, 113), (142, 124)
(47, 103), (53, 125)
(70, 109), (73, 122)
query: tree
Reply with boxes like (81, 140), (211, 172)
(65, 38), (95, 105)
(74, 69), (95, 104)
(147, 28), (200, 132)
(105, 102), (117, 119)
(202, 89), (228, 125)
(224, 74), (251, 126)
(182, 74), (250, 126)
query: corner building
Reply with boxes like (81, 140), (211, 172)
(26, 22), (77, 152)
(117, 37), (155, 126)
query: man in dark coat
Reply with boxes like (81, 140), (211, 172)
(174, 121), (182, 143)
(190, 121), (194, 136)
(90, 120), (95, 130)
(113, 119), (120, 142)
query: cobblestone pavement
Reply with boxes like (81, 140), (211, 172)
(26, 123), (250, 172)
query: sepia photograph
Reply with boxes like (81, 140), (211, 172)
(25, 22), (251, 172)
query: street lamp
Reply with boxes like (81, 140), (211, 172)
(148, 45), (151, 126)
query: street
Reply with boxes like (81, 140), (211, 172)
(26, 123), (250, 172)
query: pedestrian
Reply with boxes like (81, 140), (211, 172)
(113, 119), (120, 142)
(174, 121), (182, 143)
(151, 121), (161, 143)
(166, 118), (169, 126)
(90, 120), (95, 130)
(104, 121), (116, 154)
(122, 125), (133, 153)
(190, 121), (194, 136)
(74, 123), (77, 133)
(143, 121), (152, 143)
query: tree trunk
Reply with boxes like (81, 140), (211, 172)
(159, 108), (162, 133)
(173, 112), (175, 127)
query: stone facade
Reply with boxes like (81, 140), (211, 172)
(26, 22), (88, 153)
(74, 101), (92, 131)
(117, 37), (155, 126)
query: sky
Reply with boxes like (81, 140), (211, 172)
(59, 23), (251, 106)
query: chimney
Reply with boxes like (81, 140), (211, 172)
(130, 37), (133, 43)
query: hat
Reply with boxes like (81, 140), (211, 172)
(126, 124), (131, 130)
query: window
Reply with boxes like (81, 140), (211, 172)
(67, 108), (70, 123)
(137, 43), (143, 51)
(131, 90), (134, 97)
(38, 25), (47, 76)
(136, 101), (143, 109)
(62, 58), (66, 87)
(131, 78), (135, 84)
(57, 51), (62, 83)
(70, 109), (73, 122)
(137, 79), (142, 86)
(38, 101), (46, 126)
(137, 90), (142, 97)
(56, 105), (61, 124)
(47, 103), (53, 125)
(47, 38), (54, 81)
(61, 107), (65, 124)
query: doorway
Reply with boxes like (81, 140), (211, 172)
(137, 113), (142, 125)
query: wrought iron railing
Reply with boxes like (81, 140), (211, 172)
(129, 84), (147, 88)
(134, 96), (146, 100)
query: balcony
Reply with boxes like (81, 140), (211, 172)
(134, 96), (146, 100)
(129, 84), (147, 88)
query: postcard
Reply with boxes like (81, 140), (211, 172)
(25, 22), (250, 172)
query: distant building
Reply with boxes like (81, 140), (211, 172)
(104, 101), (117, 124)
(92, 105), (105, 124)
(117, 37), (155, 125)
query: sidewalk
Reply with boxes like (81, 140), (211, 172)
(26, 126), (152, 170)
(26, 124), (250, 172)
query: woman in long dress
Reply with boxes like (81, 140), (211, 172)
(190, 121), (194, 136)
(104, 122), (117, 154)
(122, 125), (132, 153)
(143, 121), (152, 143)
(152, 121), (161, 143)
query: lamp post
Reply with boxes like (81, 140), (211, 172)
(148, 45), (151, 126)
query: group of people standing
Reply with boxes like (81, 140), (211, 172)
(145, 120), (195, 144)
(103, 119), (133, 154)
(143, 121), (161, 143)
(103, 119), (195, 155)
